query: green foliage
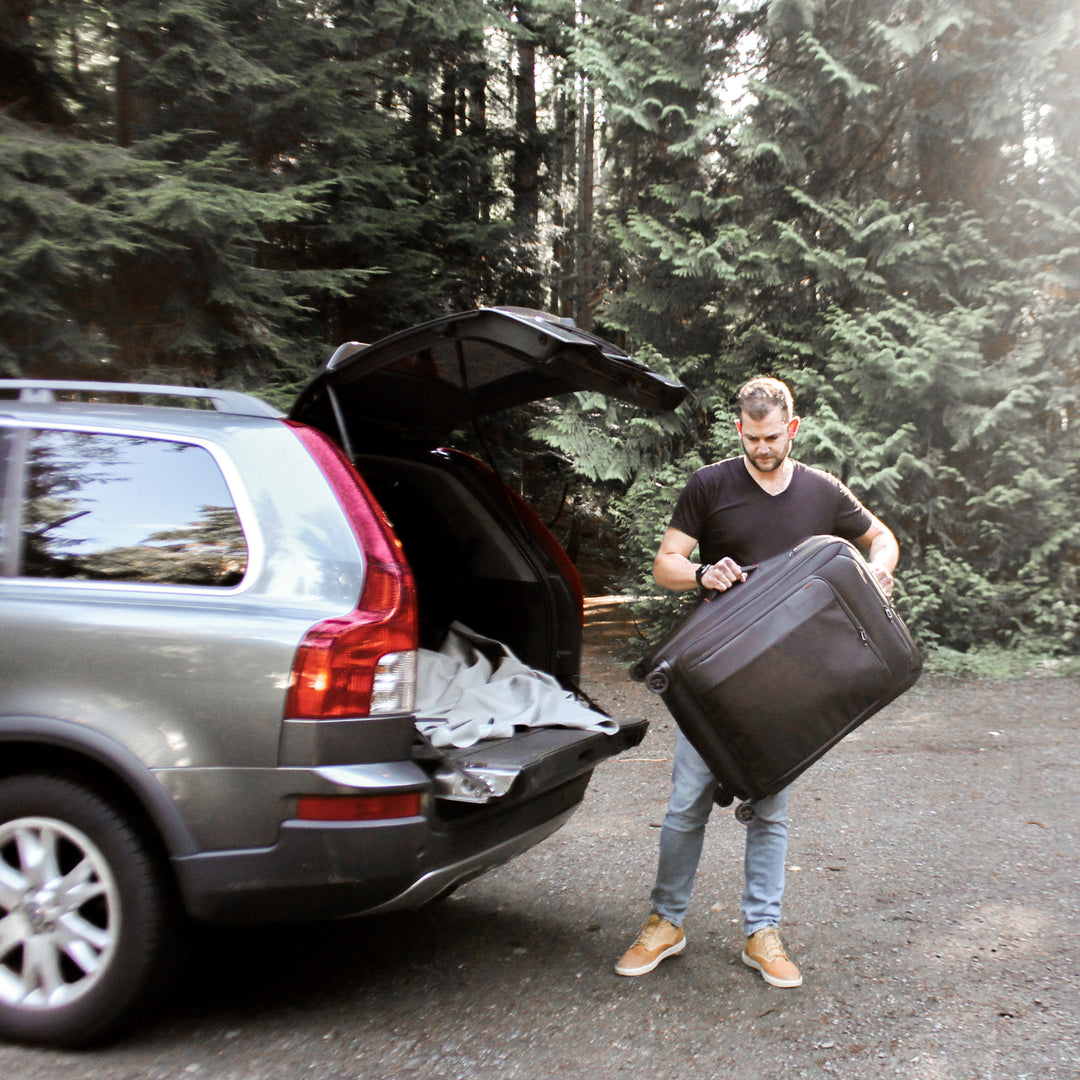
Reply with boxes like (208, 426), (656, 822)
(920, 645), (1080, 679)
(3, 0), (1079, 665)
(0, 0), (528, 379)
(592, 0), (1080, 664)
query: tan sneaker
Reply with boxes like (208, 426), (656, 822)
(741, 927), (803, 987)
(614, 914), (686, 976)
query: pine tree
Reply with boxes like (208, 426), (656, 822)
(598, 0), (1080, 658)
(4, 1), (1078, 656)
(0, 0), (515, 382)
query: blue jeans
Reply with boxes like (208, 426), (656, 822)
(650, 729), (790, 936)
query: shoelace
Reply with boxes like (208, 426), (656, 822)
(754, 929), (788, 960)
(636, 920), (674, 949)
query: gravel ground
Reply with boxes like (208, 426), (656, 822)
(1, 599), (1077, 1079)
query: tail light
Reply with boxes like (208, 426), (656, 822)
(285, 423), (419, 719)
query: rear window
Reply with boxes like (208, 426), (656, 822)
(1, 427), (248, 586)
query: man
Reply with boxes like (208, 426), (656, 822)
(615, 376), (899, 987)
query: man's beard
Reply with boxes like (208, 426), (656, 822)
(744, 442), (790, 473)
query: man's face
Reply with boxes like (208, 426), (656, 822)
(736, 406), (799, 474)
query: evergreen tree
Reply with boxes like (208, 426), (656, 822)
(2, 1), (375, 381)
(0, 0), (516, 382)
(3, 0), (1078, 658)
(596, 0), (1080, 659)
(530, 0), (756, 488)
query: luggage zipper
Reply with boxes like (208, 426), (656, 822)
(830, 586), (889, 670)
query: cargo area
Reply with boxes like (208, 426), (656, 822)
(355, 451), (582, 681)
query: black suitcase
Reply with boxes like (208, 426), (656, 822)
(630, 534), (922, 814)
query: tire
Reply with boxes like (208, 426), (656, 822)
(0, 774), (182, 1047)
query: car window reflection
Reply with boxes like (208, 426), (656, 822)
(20, 429), (248, 586)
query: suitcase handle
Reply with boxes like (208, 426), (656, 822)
(702, 563), (759, 602)
(629, 564), (761, 683)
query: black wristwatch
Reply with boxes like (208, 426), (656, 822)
(695, 562), (712, 587)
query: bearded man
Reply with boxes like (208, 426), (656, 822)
(615, 376), (899, 987)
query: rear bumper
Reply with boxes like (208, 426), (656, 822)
(173, 718), (648, 924)
(172, 772), (587, 924)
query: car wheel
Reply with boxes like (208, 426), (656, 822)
(0, 774), (181, 1047)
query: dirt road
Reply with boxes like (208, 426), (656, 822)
(566, 597), (1079, 1079)
(0, 599), (1076, 1080)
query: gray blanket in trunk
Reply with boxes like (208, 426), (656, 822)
(415, 622), (618, 748)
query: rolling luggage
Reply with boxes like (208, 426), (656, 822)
(630, 535), (922, 815)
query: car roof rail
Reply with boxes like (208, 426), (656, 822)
(0, 380), (282, 418)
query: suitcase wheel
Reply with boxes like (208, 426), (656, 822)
(628, 658), (647, 682)
(712, 784), (735, 808)
(644, 670), (669, 693)
(735, 801), (756, 823)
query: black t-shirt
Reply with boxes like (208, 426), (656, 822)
(668, 458), (873, 566)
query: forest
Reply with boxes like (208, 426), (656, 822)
(2, 0), (1078, 669)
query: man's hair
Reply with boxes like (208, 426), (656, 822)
(736, 376), (795, 422)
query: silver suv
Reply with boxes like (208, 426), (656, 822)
(0, 308), (685, 1046)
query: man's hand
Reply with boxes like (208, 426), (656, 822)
(869, 564), (894, 598)
(698, 557), (748, 593)
(653, 527), (751, 593)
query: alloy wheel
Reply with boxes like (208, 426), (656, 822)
(0, 815), (119, 1010)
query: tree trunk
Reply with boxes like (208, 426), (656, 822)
(576, 76), (596, 329)
(513, 5), (542, 307)
(513, 14), (540, 228)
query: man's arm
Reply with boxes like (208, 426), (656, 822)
(855, 513), (900, 597)
(653, 527), (747, 593)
